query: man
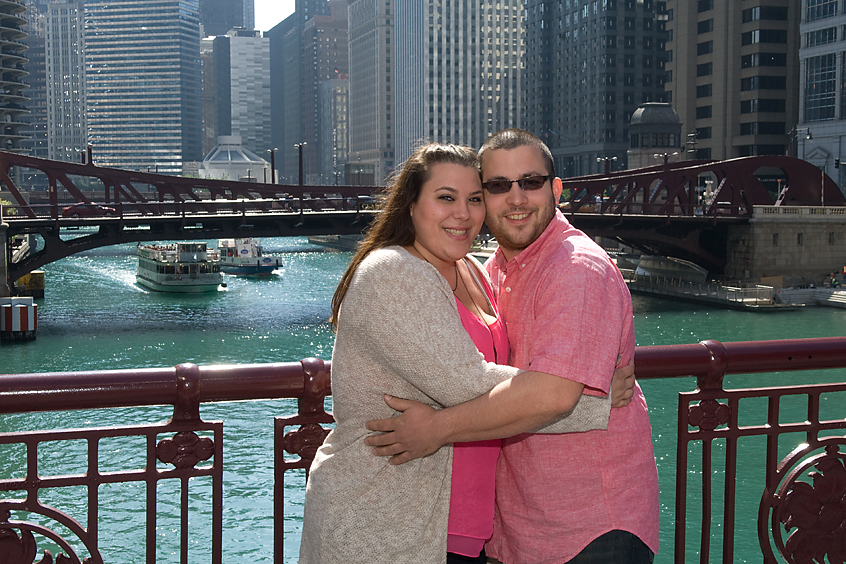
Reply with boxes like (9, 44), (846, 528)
(368, 129), (658, 563)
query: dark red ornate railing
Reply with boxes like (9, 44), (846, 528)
(1, 339), (845, 563)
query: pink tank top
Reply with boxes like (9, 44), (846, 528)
(447, 262), (510, 557)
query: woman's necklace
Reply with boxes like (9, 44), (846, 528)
(413, 244), (457, 291)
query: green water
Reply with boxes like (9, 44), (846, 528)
(2, 236), (845, 563)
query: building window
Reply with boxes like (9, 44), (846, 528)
(697, 0), (713, 13)
(806, 0), (837, 21)
(739, 121), (785, 135)
(740, 98), (787, 113)
(741, 76), (787, 91)
(741, 53), (787, 68)
(695, 148), (712, 159)
(806, 27), (837, 47)
(829, 232), (835, 245)
(797, 233), (804, 246)
(743, 6), (788, 21)
(697, 40), (713, 55)
(696, 126), (712, 139)
(696, 105), (712, 119)
(697, 19), (713, 33)
(697, 84), (712, 98)
(805, 53), (837, 121)
(696, 62), (713, 76)
(742, 29), (788, 45)
(773, 233), (779, 247)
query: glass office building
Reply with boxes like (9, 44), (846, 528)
(84, 0), (202, 173)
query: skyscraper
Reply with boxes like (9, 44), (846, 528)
(199, 0), (254, 37)
(348, 0), (393, 182)
(3, 0), (32, 154)
(84, 0), (202, 174)
(45, 1), (86, 163)
(522, 0), (670, 177)
(665, 0), (800, 161)
(796, 0), (846, 191)
(394, 1), (523, 165)
(211, 29), (270, 156)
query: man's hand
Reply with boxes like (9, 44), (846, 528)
(364, 395), (446, 465)
(611, 360), (635, 408)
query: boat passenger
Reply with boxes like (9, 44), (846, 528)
(299, 143), (633, 564)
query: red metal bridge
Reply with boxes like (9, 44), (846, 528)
(1, 152), (843, 281)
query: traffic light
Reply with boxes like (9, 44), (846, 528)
(836, 158), (841, 169)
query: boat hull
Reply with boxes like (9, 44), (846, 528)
(136, 275), (221, 293)
(219, 259), (281, 276)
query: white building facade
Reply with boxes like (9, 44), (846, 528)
(45, 1), (86, 163)
(394, 0), (523, 164)
(224, 29), (270, 156)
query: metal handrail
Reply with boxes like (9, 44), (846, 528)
(1, 339), (845, 563)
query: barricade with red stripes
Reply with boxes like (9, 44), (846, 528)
(0, 296), (37, 341)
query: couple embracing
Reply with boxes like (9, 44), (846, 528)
(299, 129), (659, 564)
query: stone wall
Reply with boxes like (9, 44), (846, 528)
(725, 206), (846, 282)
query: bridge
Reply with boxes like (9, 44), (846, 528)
(1, 151), (843, 285)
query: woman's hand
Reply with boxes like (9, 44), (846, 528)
(611, 360), (635, 408)
(364, 395), (446, 465)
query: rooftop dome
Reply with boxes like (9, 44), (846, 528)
(630, 103), (681, 126)
(203, 136), (266, 164)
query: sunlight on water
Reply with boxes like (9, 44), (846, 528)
(2, 236), (846, 563)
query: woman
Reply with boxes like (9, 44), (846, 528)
(299, 143), (613, 564)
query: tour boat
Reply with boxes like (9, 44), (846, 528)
(136, 242), (223, 293)
(217, 238), (282, 276)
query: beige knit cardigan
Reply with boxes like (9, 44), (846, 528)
(299, 247), (610, 564)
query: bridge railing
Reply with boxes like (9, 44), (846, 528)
(2, 194), (378, 221)
(1, 339), (845, 563)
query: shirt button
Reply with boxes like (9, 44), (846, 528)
(521, 264), (526, 268)
(505, 287), (512, 292)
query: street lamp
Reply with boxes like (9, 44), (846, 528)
(294, 143), (307, 187)
(596, 156), (617, 175)
(787, 127), (812, 158)
(653, 152), (679, 168)
(267, 148), (278, 184)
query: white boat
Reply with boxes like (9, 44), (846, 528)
(217, 238), (282, 276)
(136, 242), (223, 293)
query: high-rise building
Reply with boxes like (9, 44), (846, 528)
(522, 0), (670, 177)
(3, 0), (32, 155)
(84, 0), (202, 174)
(300, 1), (348, 183)
(199, 0), (254, 37)
(45, 1), (86, 163)
(319, 77), (348, 184)
(796, 0), (846, 193)
(666, 0), (800, 161)
(211, 29), (270, 156)
(271, 0), (330, 183)
(394, 1), (522, 165)
(347, 0), (393, 183)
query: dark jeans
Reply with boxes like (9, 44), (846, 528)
(566, 530), (654, 564)
(447, 548), (486, 564)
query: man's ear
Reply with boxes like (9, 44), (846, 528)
(552, 177), (564, 202)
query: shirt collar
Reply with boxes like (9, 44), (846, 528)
(494, 209), (571, 270)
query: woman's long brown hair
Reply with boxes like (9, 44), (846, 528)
(329, 142), (479, 330)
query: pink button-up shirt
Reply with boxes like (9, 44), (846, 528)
(484, 210), (659, 564)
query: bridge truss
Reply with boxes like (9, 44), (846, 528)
(1, 152), (844, 282)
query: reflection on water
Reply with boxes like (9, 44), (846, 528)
(2, 237), (846, 563)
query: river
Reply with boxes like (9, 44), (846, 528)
(2, 235), (845, 563)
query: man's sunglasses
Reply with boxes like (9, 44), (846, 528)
(482, 175), (553, 195)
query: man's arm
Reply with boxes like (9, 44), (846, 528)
(365, 361), (635, 465)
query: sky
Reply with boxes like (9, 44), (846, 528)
(254, 1), (296, 32)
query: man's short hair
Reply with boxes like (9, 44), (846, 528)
(478, 129), (556, 178)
